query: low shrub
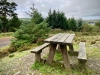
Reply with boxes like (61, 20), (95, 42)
(7, 46), (17, 53)
(0, 50), (9, 58)
(82, 32), (89, 36)
(91, 41), (96, 44)
(18, 44), (32, 52)
(11, 21), (50, 51)
(9, 54), (15, 58)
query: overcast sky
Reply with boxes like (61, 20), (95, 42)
(8, 0), (100, 20)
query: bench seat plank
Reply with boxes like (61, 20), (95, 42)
(78, 42), (87, 60)
(31, 43), (50, 53)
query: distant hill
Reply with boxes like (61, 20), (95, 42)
(83, 19), (100, 25)
(83, 19), (100, 23)
(19, 18), (31, 21)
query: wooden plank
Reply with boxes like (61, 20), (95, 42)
(51, 33), (65, 42)
(44, 33), (61, 43)
(65, 34), (75, 43)
(31, 43), (50, 53)
(60, 45), (70, 69)
(35, 53), (41, 62)
(46, 44), (57, 64)
(78, 42), (87, 60)
(57, 34), (70, 43)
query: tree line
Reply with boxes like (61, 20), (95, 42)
(0, 0), (100, 33)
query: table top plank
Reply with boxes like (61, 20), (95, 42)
(44, 33), (61, 43)
(65, 34), (75, 43)
(51, 33), (65, 42)
(44, 33), (75, 44)
(57, 34), (70, 43)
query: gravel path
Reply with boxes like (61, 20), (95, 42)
(0, 48), (49, 75)
(0, 37), (12, 48)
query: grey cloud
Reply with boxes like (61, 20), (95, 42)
(8, 0), (100, 19)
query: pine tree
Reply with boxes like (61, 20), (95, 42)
(0, 0), (17, 32)
(8, 15), (22, 32)
(68, 17), (77, 31)
(26, 3), (44, 24)
(46, 9), (69, 30)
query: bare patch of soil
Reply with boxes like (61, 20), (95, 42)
(0, 37), (12, 48)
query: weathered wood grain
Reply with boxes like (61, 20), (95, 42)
(44, 33), (61, 43)
(46, 44), (57, 64)
(31, 43), (50, 53)
(31, 43), (50, 62)
(51, 33), (65, 42)
(44, 33), (75, 44)
(57, 34), (70, 43)
(78, 42), (87, 60)
(65, 34), (75, 43)
(60, 45), (70, 69)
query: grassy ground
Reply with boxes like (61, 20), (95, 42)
(0, 49), (30, 67)
(0, 32), (13, 38)
(31, 32), (100, 75)
(0, 31), (100, 75)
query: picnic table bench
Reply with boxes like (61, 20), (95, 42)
(31, 43), (50, 62)
(31, 33), (87, 69)
(78, 42), (87, 64)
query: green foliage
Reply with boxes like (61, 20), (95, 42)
(8, 16), (22, 32)
(31, 52), (94, 75)
(54, 51), (62, 61)
(31, 61), (68, 75)
(94, 22), (100, 32)
(26, 3), (44, 24)
(81, 24), (92, 32)
(77, 18), (83, 31)
(0, 19), (2, 32)
(91, 26), (100, 32)
(46, 9), (69, 30)
(0, 0), (17, 32)
(68, 17), (77, 31)
(11, 21), (50, 51)
(9, 54), (15, 58)
(95, 21), (100, 28)
(0, 32), (13, 37)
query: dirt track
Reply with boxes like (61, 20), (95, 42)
(0, 37), (12, 48)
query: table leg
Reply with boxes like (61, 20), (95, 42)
(68, 43), (74, 51)
(60, 45), (70, 69)
(47, 44), (57, 64)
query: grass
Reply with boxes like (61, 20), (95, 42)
(0, 43), (38, 74)
(0, 32), (13, 37)
(31, 32), (100, 75)
(0, 43), (37, 66)
(0, 49), (31, 74)
(0, 31), (100, 75)
(32, 55), (94, 75)
(0, 46), (10, 51)
(0, 50), (30, 66)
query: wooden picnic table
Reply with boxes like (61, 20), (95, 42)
(44, 33), (75, 69)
